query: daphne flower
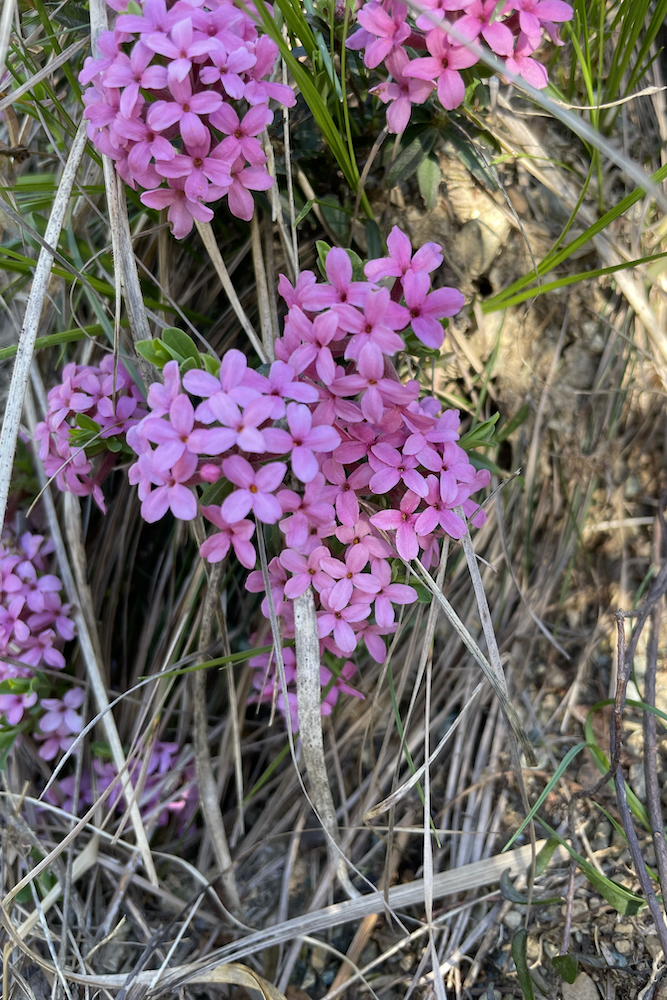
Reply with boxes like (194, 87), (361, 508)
(404, 33), (479, 111)
(221, 456), (287, 524)
(264, 402), (340, 483)
(147, 76), (223, 148)
(365, 226), (443, 282)
(200, 507), (256, 568)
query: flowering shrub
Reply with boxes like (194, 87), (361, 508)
(80, 0), (296, 236)
(37, 227), (494, 730)
(0, 529), (79, 760)
(349, 0), (574, 132)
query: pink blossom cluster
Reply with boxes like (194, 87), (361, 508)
(121, 226), (490, 726)
(79, 0), (295, 236)
(45, 741), (198, 830)
(349, 0), (573, 132)
(34, 355), (147, 513)
(0, 530), (79, 758)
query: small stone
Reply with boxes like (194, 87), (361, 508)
(310, 946), (328, 973)
(614, 939), (632, 956)
(561, 972), (599, 1000)
(646, 935), (663, 959)
(615, 922), (633, 935)
(560, 899), (588, 919)
(588, 896), (602, 913)
(399, 954), (413, 972)
(504, 910), (522, 930)
(526, 936), (540, 961)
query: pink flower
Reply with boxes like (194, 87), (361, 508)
(199, 43), (256, 98)
(209, 103), (273, 166)
(183, 348), (259, 418)
(512, 0), (573, 39)
(39, 687), (85, 736)
(335, 287), (409, 366)
(206, 394), (274, 453)
(145, 18), (217, 84)
(364, 558), (418, 626)
(335, 517), (392, 572)
(504, 31), (549, 88)
(141, 178), (214, 239)
(147, 76), (222, 148)
(141, 450), (199, 522)
(226, 156), (274, 221)
(146, 359), (182, 417)
(322, 459), (372, 527)
(364, 226), (443, 282)
(370, 491), (421, 560)
(317, 598), (370, 654)
(356, 1), (411, 68)
(319, 551), (381, 611)
(454, 0), (515, 56)
(200, 507), (256, 568)
(370, 48), (434, 134)
(0, 690), (38, 726)
(104, 41), (168, 117)
(368, 441), (428, 496)
(403, 32), (479, 111)
(300, 248), (372, 311)
(287, 309), (341, 385)
(141, 393), (230, 465)
(403, 270), (464, 348)
(242, 360), (319, 419)
(264, 402), (340, 483)
(330, 343), (416, 424)
(280, 546), (335, 598)
(221, 456), (287, 524)
(155, 133), (232, 202)
(413, 475), (467, 538)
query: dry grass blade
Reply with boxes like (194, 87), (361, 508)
(0, 118), (88, 535)
(412, 557), (536, 765)
(16, 836), (99, 939)
(295, 588), (358, 899)
(67, 841), (560, 988)
(365, 682), (484, 820)
(0, 0), (16, 84)
(195, 220), (267, 362)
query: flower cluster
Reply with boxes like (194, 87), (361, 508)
(0, 530), (79, 758)
(119, 226), (490, 726)
(80, 0), (295, 236)
(45, 741), (198, 830)
(349, 0), (573, 132)
(34, 354), (147, 513)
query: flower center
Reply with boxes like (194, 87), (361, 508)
(182, 103), (190, 112)
(346, 572), (353, 579)
(193, 157), (202, 167)
(309, 567), (316, 575)
(410, 307), (420, 318)
(234, 128), (243, 139)
(368, 379), (377, 386)
(249, 484), (258, 494)
(352, 537), (360, 544)
(365, 324), (373, 334)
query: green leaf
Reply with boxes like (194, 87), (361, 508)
(75, 414), (101, 433)
(511, 930), (535, 1000)
(294, 199), (315, 227)
(553, 954), (578, 984)
(417, 154), (441, 211)
(346, 248), (365, 282)
(316, 240), (332, 278)
(199, 479), (231, 507)
(162, 328), (200, 364)
(387, 129), (438, 188)
(201, 354), (221, 376)
(535, 837), (560, 877)
(458, 412), (500, 448)
(365, 220), (382, 261)
(503, 742), (589, 851)
(413, 584), (433, 603)
(403, 332), (441, 359)
(496, 403), (530, 443)
(106, 438), (122, 453)
(539, 822), (645, 915)
(499, 868), (562, 906)
(135, 339), (166, 369)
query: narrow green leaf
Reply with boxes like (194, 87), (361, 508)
(496, 403), (530, 443)
(387, 129), (438, 188)
(162, 328), (200, 364)
(512, 930), (535, 1000)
